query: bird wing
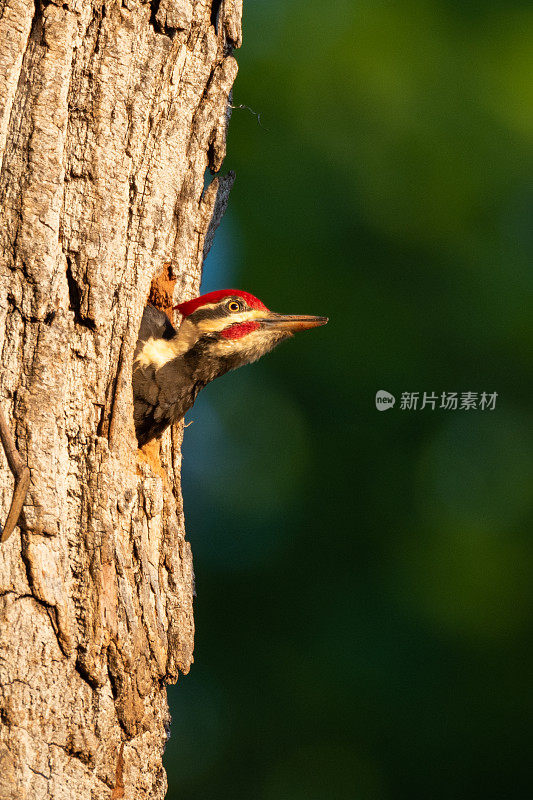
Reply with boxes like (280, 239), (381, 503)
(135, 304), (177, 350)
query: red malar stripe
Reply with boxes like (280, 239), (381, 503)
(220, 321), (261, 339)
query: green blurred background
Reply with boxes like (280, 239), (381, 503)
(165, 2), (533, 798)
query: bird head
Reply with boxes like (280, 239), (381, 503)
(174, 289), (327, 379)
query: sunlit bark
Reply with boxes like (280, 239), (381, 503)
(0, 0), (240, 795)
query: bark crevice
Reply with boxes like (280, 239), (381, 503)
(0, 0), (242, 795)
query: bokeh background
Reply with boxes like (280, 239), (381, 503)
(165, 2), (533, 798)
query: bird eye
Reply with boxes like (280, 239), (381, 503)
(227, 300), (241, 312)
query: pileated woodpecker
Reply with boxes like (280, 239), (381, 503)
(133, 289), (327, 446)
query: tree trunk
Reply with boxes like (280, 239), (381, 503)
(0, 0), (240, 796)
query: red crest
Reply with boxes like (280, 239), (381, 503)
(175, 289), (268, 317)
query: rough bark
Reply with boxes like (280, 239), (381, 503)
(0, 0), (240, 796)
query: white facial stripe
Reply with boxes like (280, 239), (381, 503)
(134, 310), (268, 371)
(197, 308), (266, 334)
(209, 333), (262, 356)
(174, 319), (199, 353)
